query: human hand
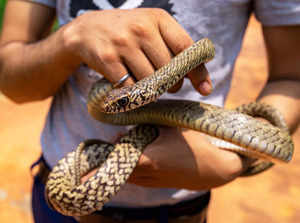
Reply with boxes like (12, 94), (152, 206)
(61, 8), (212, 95)
(128, 127), (249, 190)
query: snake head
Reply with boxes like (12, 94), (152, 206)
(99, 86), (133, 113)
(100, 85), (151, 113)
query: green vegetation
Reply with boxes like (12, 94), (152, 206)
(0, 0), (6, 30)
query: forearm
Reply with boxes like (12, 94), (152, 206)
(176, 79), (300, 190)
(1, 5), (213, 104)
(130, 80), (300, 190)
(257, 79), (300, 133)
(128, 127), (246, 191)
(0, 28), (81, 103)
(258, 26), (300, 133)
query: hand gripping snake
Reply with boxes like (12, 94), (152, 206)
(45, 38), (294, 216)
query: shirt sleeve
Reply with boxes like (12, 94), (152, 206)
(28, 0), (56, 8)
(254, 0), (300, 26)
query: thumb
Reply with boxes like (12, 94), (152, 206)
(187, 64), (213, 96)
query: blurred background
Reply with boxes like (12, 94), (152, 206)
(0, 0), (5, 29)
(0, 0), (299, 222)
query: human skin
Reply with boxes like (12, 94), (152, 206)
(0, 0), (300, 190)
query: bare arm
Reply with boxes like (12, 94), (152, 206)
(128, 25), (300, 190)
(0, 0), (78, 103)
(0, 0), (212, 104)
(2, 0), (232, 191)
(258, 25), (300, 133)
(4, 1), (298, 191)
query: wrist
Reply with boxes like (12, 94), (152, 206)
(59, 23), (82, 68)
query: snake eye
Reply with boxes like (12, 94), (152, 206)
(117, 97), (129, 107)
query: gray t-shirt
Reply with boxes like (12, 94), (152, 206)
(31, 0), (300, 207)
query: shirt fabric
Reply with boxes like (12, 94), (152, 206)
(30, 0), (300, 208)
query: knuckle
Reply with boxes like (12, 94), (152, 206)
(129, 22), (150, 39)
(174, 40), (193, 52)
(152, 8), (169, 17)
(98, 50), (118, 64)
(62, 24), (82, 52)
(112, 33), (131, 47)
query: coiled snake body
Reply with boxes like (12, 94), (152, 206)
(45, 38), (294, 216)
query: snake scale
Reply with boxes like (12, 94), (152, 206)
(45, 38), (294, 216)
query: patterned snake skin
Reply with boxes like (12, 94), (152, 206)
(45, 38), (294, 216)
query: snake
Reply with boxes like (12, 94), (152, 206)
(45, 38), (294, 217)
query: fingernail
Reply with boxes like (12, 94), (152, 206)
(199, 81), (212, 95)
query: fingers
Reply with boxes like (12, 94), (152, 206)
(68, 8), (213, 94)
(187, 64), (213, 96)
(91, 49), (136, 87)
(140, 33), (172, 70)
(167, 79), (184, 93)
(120, 48), (155, 81)
(158, 11), (213, 95)
(97, 41), (159, 86)
(140, 33), (185, 93)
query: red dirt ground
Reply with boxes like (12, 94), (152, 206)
(0, 17), (299, 223)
